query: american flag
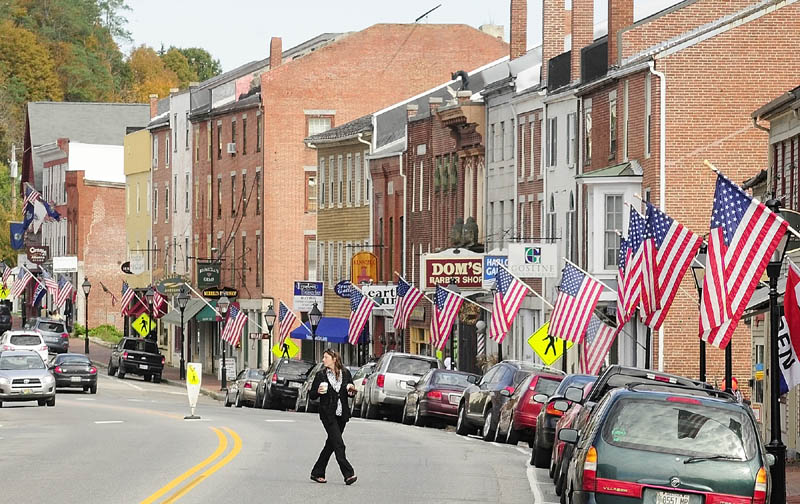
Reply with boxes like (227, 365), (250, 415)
(10, 268), (32, 299)
(348, 290), (373, 345)
(222, 303), (248, 347)
(642, 203), (702, 331)
(99, 281), (118, 306)
(23, 183), (41, 208)
(431, 285), (463, 351)
(42, 269), (59, 298)
(0, 262), (10, 287)
(616, 237), (630, 326)
(548, 263), (604, 344)
(489, 266), (528, 344)
(623, 208), (647, 318)
(700, 174), (787, 348)
(120, 282), (135, 316)
(152, 288), (168, 318)
(393, 278), (423, 330)
(56, 276), (74, 308)
(278, 301), (298, 346)
(580, 315), (619, 375)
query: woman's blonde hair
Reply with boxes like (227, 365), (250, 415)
(324, 348), (344, 379)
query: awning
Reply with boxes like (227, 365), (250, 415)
(743, 277), (786, 320)
(196, 300), (219, 323)
(161, 299), (207, 326)
(290, 317), (362, 344)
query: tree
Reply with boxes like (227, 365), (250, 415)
(179, 47), (223, 82)
(0, 21), (63, 103)
(161, 48), (196, 88)
(128, 45), (179, 102)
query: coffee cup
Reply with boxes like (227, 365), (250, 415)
(320, 382), (329, 394)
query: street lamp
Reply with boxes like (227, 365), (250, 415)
(264, 306), (276, 367)
(177, 287), (190, 381)
(447, 279), (460, 370)
(690, 244), (708, 383)
(309, 302), (322, 363)
(218, 295), (230, 390)
(82, 278), (91, 354)
(145, 288), (155, 341)
(765, 198), (790, 504)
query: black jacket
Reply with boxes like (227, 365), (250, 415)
(309, 367), (354, 422)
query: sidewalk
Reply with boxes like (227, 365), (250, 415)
(789, 464), (800, 503)
(68, 336), (225, 401)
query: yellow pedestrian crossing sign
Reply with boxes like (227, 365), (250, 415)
(131, 313), (156, 338)
(528, 322), (572, 366)
(0, 284), (8, 299)
(186, 363), (201, 386)
(272, 338), (299, 359)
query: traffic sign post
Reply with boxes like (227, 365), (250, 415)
(527, 322), (572, 366)
(185, 362), (202, 420)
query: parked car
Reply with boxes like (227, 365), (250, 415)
(225, 368), (266, 408)
(0, 304), (12, 333)
(30, 318), (70, 354)
(558, 384), (770, 504)
(495, 368), (565, 445)
(552, 365), (711, 497)
(0, 330), (49, 363)
(350, 361), (376, 416)
(108, 337), (165, 382)
(255, 358), (314, 410)
(0, 350), (56, 407)
(457, 360), (558, 441)
(401, 369), (479, 426)
(530, 374), (595, 468)
(296, 362), (323, 413)
(362, 351), (442, 420)
(50, 353), (98, 394)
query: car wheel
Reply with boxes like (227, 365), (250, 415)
(107, 359), (116, 375)
(38, 399), (47, 406)
(350, 399), (356, 416)
(235, 392), (242, 408)
(401, 399), (411, 424)
(0, 401), (3, 408)
(507, 421), (520, 445)
(144, 373), (152, 382)
(224, 390), (232, 407)
(153, 374), (161, 384)
(295, 396), (303, 412)
(533, 443), (550, 469)
(118, 366), (126, 379)
(90, 384), (97, 394)
(414, 402), (426, 427)
(555, 461), (565, 496)
(482, 408), (496, 442)
(46, 396), (55, 407)
(456, 403), (471, 436)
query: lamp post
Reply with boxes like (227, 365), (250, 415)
(218, 295), (230, 390)
(82, 278), (91, 354)
(177, 287), (190, 380)
(309, 302), (322, 363)
(447, 279), (459, 370)
(690, 244), (708, 383)
(264, 306), (276, 368)
(765, 198), (789, 504)
(145, 288), (155, 341)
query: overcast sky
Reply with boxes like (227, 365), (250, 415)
(123, 0), (681, 72)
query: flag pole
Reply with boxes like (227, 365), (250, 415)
(497, 263), (554, 309)
(562, 258), (618, 295)
(439, 285), (493, 314)
(393, 271), (436, 304)
(279, 299), (313, 335)
(20, 265), (45, 289)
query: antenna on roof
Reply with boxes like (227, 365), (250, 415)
(415, 4), (441, 23)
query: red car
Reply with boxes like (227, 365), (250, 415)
(402, 369), (479, 426)
(495, 370), (564, 445)
(550, 382), (593, 494)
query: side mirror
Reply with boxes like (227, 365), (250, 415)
(499, 389), (512, 397)
(553, 400), (570, 412)
(406, 380), (417, 387)
(766, 453), (776, 467)
(564, 386), (584, 403)
(532, 393), (548, 403)
(558, 428), (579, 444)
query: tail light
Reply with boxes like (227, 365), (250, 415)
(2, 344), (13, 351)
(427, 390), (442, 400)
(244, 382), (252, 389)
(61, 333), (69, 339)
(54, 366), (63, 374)
(504, 386), (515, 395)
(122, 351), (129, 360)
(582, 446), (597, 492)
(40, 344), (48, 351)
(89, 367), (97, 374)
(271, 373), (277, 383)
(546, 402), (564, 417)
(361, 378), (367, 385)
(667, 396), (701, 405)
(377, 374), (385, 388)
(161, 356), (165, 365)
(753, 467), (767, 504)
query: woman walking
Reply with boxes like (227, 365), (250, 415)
(309, 349), (357, 485)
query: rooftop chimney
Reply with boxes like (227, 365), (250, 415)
(541, 0), (567, 83)
(608, 0), (633, 68)
(429, 96), (443, 115)
(407, 104), (418, 120)
(479, 24), (504, 40)
(571, 0), (593, 82)
(169, 88), (179, 95)
(510, 0), (527, 60)
(457, 90), (472, 104)
(149, 94), (158, 119)
(270, 37), (283, 70)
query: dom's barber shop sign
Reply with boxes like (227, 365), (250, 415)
(422, 253), (483, 290)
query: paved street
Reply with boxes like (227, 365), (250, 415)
(0, 371), (554, 503)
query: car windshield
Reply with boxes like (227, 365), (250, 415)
(37, 322), (65, 332)
(247, 370), (265, 380)
(353, 364), (374, 380)
(278, 361), (314, 379)
(122, 339), (159, 353)
(10, 335), (42, 346)
(57, 356), (90, 365)
(534, 376), (562, 396)
(0, 354), (45, 370)
(433, 372), (472, 388)
(387, 357), (437, 376)
(602, 397), (757, 460)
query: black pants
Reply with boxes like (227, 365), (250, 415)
(311, 415), (354, 480)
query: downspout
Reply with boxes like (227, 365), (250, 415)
(510, 94), (519, 360)
(648, 59), (666, 372)
(357, 130), (374, 356)
(752, 117), (770, 134)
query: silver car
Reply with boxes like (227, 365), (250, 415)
(362, 352), (442, 420)
(0, 351), (56, 407)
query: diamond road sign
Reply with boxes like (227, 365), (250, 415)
(131, 313), (156, 338)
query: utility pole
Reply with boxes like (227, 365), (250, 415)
(9, 144), (18, 210)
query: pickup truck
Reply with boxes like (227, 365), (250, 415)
(108, 338), (165, 383)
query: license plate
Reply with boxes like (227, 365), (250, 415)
(71, 376), (82, 382)
(139, 364), (148, 369)
(22, 388), (31, 394)
(289, 382), (301, 388)
(448, 394), (461, 404)
(655, 491), (690, 504)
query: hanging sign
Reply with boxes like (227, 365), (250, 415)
(351, 252), (378, 284)
(527, 322), (572, 366)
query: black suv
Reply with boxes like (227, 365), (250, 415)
(255, 358), (314, 410)
(0, 304), (11, 333)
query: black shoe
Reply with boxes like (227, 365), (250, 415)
(310, 475), (327, 483)
(345, 475), (357, 486)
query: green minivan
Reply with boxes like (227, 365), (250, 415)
(559, 385), (771, 504)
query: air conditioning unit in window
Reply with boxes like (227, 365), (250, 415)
(226, 143), (237, 154)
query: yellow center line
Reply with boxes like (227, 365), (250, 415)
(139, 427), (227, 504)
(161, 427), (242, 504)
